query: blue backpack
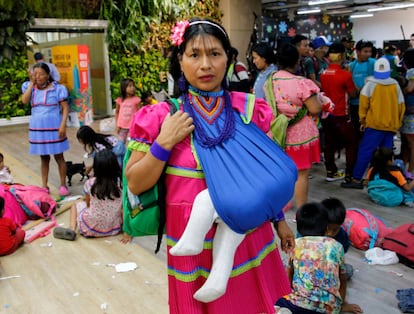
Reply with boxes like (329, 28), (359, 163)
(367, 174), (414, 207)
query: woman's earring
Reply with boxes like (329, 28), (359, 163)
(178, 73), (187, 92)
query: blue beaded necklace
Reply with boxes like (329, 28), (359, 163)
(184, 86), (235, 148)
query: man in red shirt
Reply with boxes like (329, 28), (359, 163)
(320, 42), (358, 182)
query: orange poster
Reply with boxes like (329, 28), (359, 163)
(52, 45), (93, 127)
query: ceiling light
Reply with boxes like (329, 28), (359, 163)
(308, 0), (346, 5)
(298, 8), (321, 14)
(350, 13), (374, 18)
(368, 3), (414, 12)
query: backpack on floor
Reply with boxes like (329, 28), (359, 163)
(342, 208), (393, 250)
(9, 185), (57, 220)
(382, 223), (414, 268)
(367, 175), (404, 207)
(0, 184), (27, 226)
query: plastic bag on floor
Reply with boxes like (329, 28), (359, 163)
(365, 247), (399, 265)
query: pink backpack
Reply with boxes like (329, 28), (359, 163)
(0, 184), (27, 226)
(342, 208), (393, 250)
(9, 185), (57, 220)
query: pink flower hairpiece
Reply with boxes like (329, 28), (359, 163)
(170, 20), (190, 46)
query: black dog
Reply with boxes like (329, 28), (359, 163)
(66, 161), (88, 186)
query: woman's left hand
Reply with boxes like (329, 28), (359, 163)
(273, 220), (295, 253)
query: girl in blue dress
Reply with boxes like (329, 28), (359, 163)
(21, 63), (70, 196)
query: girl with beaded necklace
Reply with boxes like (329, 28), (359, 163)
(125, 18), (297, 313)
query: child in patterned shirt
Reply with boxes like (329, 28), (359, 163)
(53, 149), (123, 241)
(275, 202), (362, 314)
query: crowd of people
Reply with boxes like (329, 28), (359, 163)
(1, 17), (414, 313)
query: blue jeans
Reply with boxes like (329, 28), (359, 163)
(352, 128), (394, 180)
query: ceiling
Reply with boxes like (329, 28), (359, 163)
(262, 0), (414, 16)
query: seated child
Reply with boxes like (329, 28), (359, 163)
(0, 196), (25, 256)
(141, 91), (158, 106)
(169, 188), (293, 303)
(321, 197), (353, 280)
(76, 125), (126, 174)
(367, 147), (414, 207)
(275, 202), (363, 314)
(0, 152), (13, 184)
(53, 149), (123, 241)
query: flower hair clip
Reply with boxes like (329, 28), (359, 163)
(170, 20), (190, 46)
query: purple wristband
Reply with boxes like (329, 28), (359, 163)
(273, 211), (285, 222)
(150, 140), (171, 162)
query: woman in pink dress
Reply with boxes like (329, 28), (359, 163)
(270, 43), (324, 209)
(125, 18), (295, 313)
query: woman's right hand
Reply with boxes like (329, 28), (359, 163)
(156, 111), (194, 150)
(28, 67), (35, 84)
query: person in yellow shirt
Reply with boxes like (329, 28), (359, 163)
(342, 58), (405, 189)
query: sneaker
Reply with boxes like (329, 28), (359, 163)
(59, 185), (70, 197)
(325, 170), (345, 182)
(345, 263), (354, 280)
(341, 179), (364, 189)
(53, 227), (76, 241)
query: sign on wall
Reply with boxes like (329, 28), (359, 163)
(52, 45), (93, 127)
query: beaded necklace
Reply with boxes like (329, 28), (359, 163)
(184, 86), (235, 148)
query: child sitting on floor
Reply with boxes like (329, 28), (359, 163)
(321, 197), (354, 280)
(367, 147), (414, 207)
(53, 149), (123, 241)
(0, 196), (25, 256)
(76, 125), (126, 173)
(0, 152), (13, 184)
(275, 202), (363, 314)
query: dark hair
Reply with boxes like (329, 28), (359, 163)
(291, 34), (308, 46)
(321, 198), (346, 225)
(252, 42), (275, 65)
(0, 152), (3, 161)
(376, 48), (384, 58)
(384, 45), (397, 54)
(34, 52), (44, 61)
(141, 91), (153, 101)
(276, 43), (299, 69)
(169, 17), (231, 88)
(120, 78), (135, 100)
(90, 149), (121, 200)
(328, 42), (346, 54)
(32, 62), (54, 83)
(369, 147), (400, 186)
(355, 40), (373, 51)
(296, 202), (328, 236)
(404, 48), (414, 69)
(230, 46), (239, 59)
(76, 125), (112, 152)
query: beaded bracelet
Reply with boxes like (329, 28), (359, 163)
(150, 140), (171, 162)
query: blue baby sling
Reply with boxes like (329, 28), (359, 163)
(187, 92), (298, 234)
